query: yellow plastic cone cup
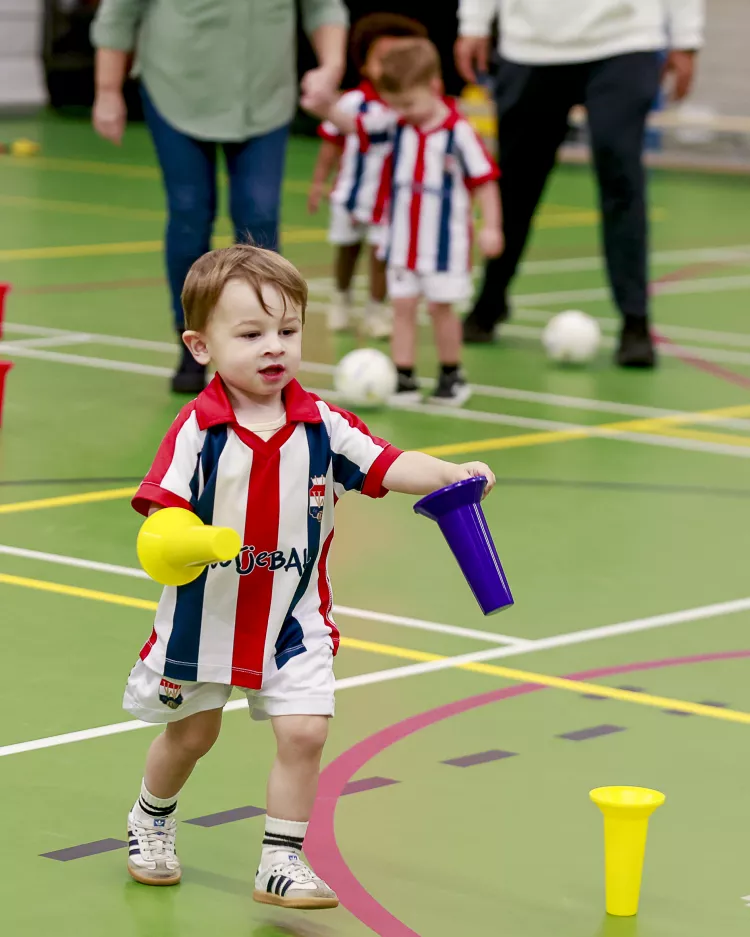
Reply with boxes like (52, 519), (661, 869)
(590, 786), (666, 917)
(137, 507), (241, 586)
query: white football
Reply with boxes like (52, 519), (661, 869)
(542, 310), (602, 364)
(333, 348), (398, 407)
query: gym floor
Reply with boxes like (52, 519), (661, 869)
(1, 111), (750, 937)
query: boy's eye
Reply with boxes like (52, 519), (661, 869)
(242, 332), (261, 339)
(281, 328), (298, 337)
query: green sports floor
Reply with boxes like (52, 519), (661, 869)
(2, 111), (750, 937)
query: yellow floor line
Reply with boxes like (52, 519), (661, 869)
(1, 572), (748, 725)
(0, 487), (137, 515)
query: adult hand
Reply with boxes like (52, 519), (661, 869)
(300, 65), (341, 115)
(92, 89), (127, 145)
(663, 50), (697, 101)
(454, 36), (491, 84)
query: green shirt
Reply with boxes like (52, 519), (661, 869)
(91, 0), (348, 141)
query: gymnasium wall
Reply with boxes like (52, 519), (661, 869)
(691, 0), (750, 116)
(0, 0), (47, 110)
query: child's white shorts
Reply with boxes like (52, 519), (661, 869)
(123, 642), (335, 724)
(387, 268), (472, 304)
(329, 202), (386, 248)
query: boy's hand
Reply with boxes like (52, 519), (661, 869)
(459, 461), (496, 498)
(478, 226), (504, 258)
(308, 181), (325, 214)
(300, 66), (339, 116)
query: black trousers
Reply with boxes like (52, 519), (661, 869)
(473, 51), (662, 328)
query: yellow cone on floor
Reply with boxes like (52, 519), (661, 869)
(590, 786), (666, 917)
(137, 507), (241, 586)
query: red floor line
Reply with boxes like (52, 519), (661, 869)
(305, 650), (750, 936)
(650, 263), (750, 390)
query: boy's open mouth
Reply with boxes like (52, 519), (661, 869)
(259, 363), (285, 381)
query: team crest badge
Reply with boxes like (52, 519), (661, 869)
(158, 678), (184, 710)
(309, 475), (326, 522)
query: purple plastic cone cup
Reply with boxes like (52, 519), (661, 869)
(413, 476), (513, 615)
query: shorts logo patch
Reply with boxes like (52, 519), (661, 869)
(309, 475), (326, 522)
(158, 678), (184, 710)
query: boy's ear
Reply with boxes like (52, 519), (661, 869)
(432, 76), (445, 96)
(182, 330), (210, 365)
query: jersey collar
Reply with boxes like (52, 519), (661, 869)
(195, 375), (322, 430)
(358, 79), (381, 102)
(399, 99), (461, 136)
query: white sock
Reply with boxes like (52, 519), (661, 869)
(366, 298), (387, 316)
(333, 289), (351, 308)
(133, 779), (178, 824)
(261, 816), (308, 868)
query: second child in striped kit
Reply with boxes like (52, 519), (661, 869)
(306, 38), (504, 406)
(308, 14), (427, 338)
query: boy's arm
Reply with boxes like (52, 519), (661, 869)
(131, 405), (203, 517)
(475, 180), (504, 258)
(384, 452), (496, 498)
(309, 138), (341, 213)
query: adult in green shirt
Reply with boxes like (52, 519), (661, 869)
(91, 0), (348, 392)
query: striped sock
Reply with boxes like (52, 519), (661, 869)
(261, 816), (307, 868)
(133, 779), (178, 823)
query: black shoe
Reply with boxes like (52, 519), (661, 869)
(429, 370), (472, 407)
(616, 317), (657, 369)
(389, 372), (421, 407)
(171, 343), (207, 394)
(462, 297), (509, 344)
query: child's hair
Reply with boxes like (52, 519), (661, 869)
(350, 13), (428, 73)
(181, 244), (308, 331)
(376, 38), (442, 95)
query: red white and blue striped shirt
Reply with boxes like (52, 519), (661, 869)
(319, 81), (392, 225)
(356, 104), (499, 273)
(132, 377), (402, 689)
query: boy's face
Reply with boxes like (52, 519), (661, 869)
(381, 78), (443, 126)
(184, 279), (303, 400)
(364, 36), (414, 82)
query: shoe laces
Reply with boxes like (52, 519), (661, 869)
(133, 820), (176, 860)
(271, 857), (317, 884)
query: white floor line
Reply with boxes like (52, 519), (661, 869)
(3, 333), (94, 350)
(0, 543), (521, 645)
(3, 591), (749, 758)
(0, 339), (748, 457)
(511, 274), (750, 308)
(306, 244), (750, 289)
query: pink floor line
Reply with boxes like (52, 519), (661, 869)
(650, 263), (750, 390)
(305, 649), (750, 937)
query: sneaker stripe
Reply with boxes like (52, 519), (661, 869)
(280, 877), (294, 897)
(275, 876), (287, 896)
(267, 875), (276, 894)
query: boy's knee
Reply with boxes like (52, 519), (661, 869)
(276, 716), (329, 759)
(167, 713), (221, 760)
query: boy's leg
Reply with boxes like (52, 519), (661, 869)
(129, 708), (223, 886)
(253, 715), (338, 909)
(362, 233), (392, 339)
(328, 205), (363, 331)
(387, 267), (422, 403)
(426, 274), (472, 407)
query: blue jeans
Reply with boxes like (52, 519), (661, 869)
(140, 85), (290, 330)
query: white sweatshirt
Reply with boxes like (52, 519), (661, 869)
(459, 0), (705, 65)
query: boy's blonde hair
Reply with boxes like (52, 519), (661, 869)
(376, 38), (442, 95)
(181, 244), (308, 332)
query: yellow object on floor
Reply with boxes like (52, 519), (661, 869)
(10, 139), (41, 157)
(137, 507), (241, 586)
(590, 786), (666, 917)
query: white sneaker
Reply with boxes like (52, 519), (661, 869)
(127, 810), (181, 886)
(362, 300), (392, 339)
(328, 292), (351, 332)
(253, 853), (339, 910)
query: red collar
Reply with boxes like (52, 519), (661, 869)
(398, 99), (461, 136)
(358, 79), (381, 103)
(195, 375), (322, 430)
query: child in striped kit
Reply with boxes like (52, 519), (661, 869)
(308, 13), (427, 338)
(123, 244), (495, 908)
(306, 39), (505, 407)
